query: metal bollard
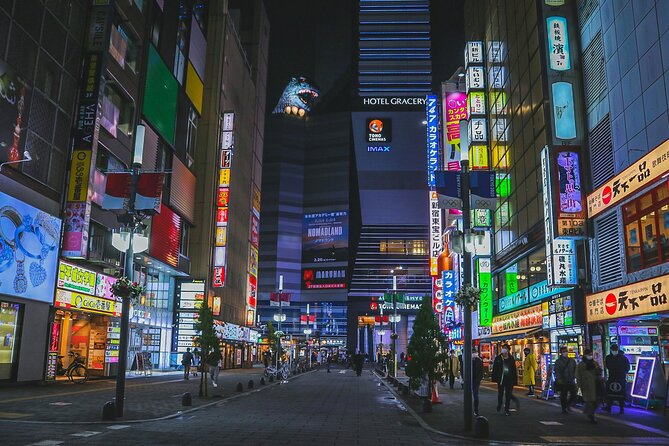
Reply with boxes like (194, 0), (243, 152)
(260, 377), (266, 385)
(102, 401), (116, 421)
(182, 392), (192, 406)
(474, 416), (489, 438)
(248, 380), (254, 389)
(236, 382), (244, 392)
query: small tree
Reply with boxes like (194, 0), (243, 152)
(266, 321), (277, 364)
(405, 295), (448, 392)
(195, 303), (218, 397)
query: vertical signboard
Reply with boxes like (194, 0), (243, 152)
(426, 94), (439, 186)
(212, 112), (234, 287)
(444, 91), (467, 170)
(429, 191), (442, 276)
(62, 2), (113, 258)
(555, 149), (586, 237)
(477, 258), (492, 326)
(442, 270), (457, 323)
(174, 279), (205, 352)
(546, 16), (571, 71)
(542, 146), (556, 286)
(551, 82), (576, 140)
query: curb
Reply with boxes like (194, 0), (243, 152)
(0, 369), (317, 426)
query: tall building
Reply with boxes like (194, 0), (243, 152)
(578, 0), (669, 379)
(0, 0), (87, 383)
(462, 0), (590, 379)
(348, 0), (433, 357)
(358, 0), (432, 97)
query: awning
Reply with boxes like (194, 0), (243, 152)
(482, 327), (546, 342)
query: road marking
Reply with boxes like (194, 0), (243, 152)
(541, 436), (669, 444)
(539, 421), (563, 425)
(0, 379), (184, 405)
(0, 411), (31, 419)
(338, 370), (347, 374)
(27, 441), (64, 446)
(47, 402), (72, 406)
(106, 425), (130, 430)
(70, 431), (101, 437)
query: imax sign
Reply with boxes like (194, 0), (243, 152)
(367, 146), (391, 152)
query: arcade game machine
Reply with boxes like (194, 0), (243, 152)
(610, 325), (661, 385)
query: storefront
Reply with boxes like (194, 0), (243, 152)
(48, 260), (122, 379)
(586, 276), (669, 404)
(214, 320), (259, 369)
(0, 190), (62, 382)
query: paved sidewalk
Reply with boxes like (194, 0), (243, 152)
(385, 375), (669, 444)
(2, 366), (464, 446)
(0, 366), (270, 422)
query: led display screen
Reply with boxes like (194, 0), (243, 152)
(302, 211), (348, 263)
(143, 45), (178, 145)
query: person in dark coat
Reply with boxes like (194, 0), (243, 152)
(603, 344), (630, 414)
(576, 348), (603, 424)
(354, 351), (364, 376)
(491, 344), (519, 416)
(181, 347), (194, 380)
(472, 348), (484, 416)
(554, 346), (577, 414)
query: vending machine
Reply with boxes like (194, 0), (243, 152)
(610, 325), (660, 384)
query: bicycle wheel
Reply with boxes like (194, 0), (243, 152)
(69, 364), (88, 384)
(281, 368), (289, 380)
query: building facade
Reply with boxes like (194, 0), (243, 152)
(579, 0), (669, 385)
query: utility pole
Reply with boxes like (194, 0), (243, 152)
(461, 157), (473, 432)
(392, 274), (398, 378)
(276, 274), (283, 369)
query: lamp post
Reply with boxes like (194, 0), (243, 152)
(461, 156), (473, 432)
(277, 274), (283, 368)
(390, 268), (402, 377)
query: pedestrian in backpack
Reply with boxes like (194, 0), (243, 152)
(472, 348), (484, 416)
(491, 344), (519, 416)
(603, 344), (629, 414)
(523, 347), (538, 397)
(207, 347), (223, 388)
(576, 349), (603, 424)
(181, 347), (194, 380)
(554, 346), (577, 414)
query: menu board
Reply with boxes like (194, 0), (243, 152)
(105, 325), (120, 363)
(631, 357), (656, 399)
(542, 294), (573, 329)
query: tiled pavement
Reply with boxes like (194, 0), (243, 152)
(1, 366), (469, 446)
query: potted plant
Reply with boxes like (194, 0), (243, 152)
(405, 295), (449, 412)
(454, 284), (481, 309)
(111, 276), (144, 301)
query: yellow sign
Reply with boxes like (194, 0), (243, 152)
(215, 226), (227, 246)
(586, 275), (669, 323)
(67, 150), (92, 202)
(55, 289), (121, 317)
(470, 145), (489, 169)
(252, 186), (261, 214)
(219, 168), (231, 187)
(587, 138), (669, 218)
(491, 304), (542, 334)
(492, 145), (509, 170)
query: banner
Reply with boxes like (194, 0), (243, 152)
(469, 170), (497, 211)
(435, 170), (463, 209)
(102, 172), (164, 211)
(270, 292), (291, 307)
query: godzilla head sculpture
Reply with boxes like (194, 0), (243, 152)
(273, 77), (320, 117)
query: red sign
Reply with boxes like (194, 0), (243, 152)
(49, 322), (60, 352)
(212, 267), (225, 287)
(247, 275), (257, 308)
(149, 203), (181, 267)
(300, 314), (316, 324)
(216, 207), (228, 225)
(250, 215), (259, 248)
(605, 293), (617, 315)
(217, 188), (230, 207)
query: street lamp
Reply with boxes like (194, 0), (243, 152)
(390, 267), (403, 377)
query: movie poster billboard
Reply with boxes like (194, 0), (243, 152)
(301, 267), (347, 290)
(302, 211), (348, 263)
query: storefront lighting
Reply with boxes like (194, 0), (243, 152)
(273, 313), (286, 322)
(303, 328), (312, 335)
(377, 330), (386, 336)
(389, 314), (401, 323)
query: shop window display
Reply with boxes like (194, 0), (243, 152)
(0, 301), (22, 380)
(623, 183), (669, 272)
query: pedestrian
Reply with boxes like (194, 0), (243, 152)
(354, 351), (364, 376)
(192, 348), (200, 377)
(181, 347), (194, 380)
(447, 349), (460, 389)
(523, 347), (538, 397)
(458, 351), (464, 389)
(399, 352), (406, 369)
(554, 346), (577, 414)
(576, 349), (603, 424)
(327, 353), (332, 373)
(207, 346), (223, 388)
(472, 347), (484, 416)
(491, 343), (519, 416)
(603, 344), (629, 414)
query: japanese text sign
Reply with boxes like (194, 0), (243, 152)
(492, 304), (543, 334)
(546, 16), (571, 71)
(587, 138), (669, 218)
(477, 259), (492, 326)
(556, 149), (586, 237)
(586, 276), (669, 323)
(429, 191), (442, 275)
(442, 270), (457, 322)
(426, 94), (439, 186)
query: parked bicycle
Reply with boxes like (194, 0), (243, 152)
(264, 362), (289, 380)
(56, 351), (89, 384)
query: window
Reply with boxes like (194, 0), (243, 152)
(186, 108), (198, 159)
(623, 183), (669, 272)
(378, 240), (427, 255)
(179, 223), (189, 257)
(101, 82), (134, 137)
(109, 22), (140, 73)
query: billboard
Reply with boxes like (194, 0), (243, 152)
(0, 191), (62, 304)
(367, 118), (392, 143)
(555, 149), (586, 237)
(302, 211), (348, 263)
(301, 267), (347, 290)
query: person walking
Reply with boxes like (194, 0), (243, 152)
(207, 346), (223, 388)
(192, 348), (200, 377)
(523, 347), (538, 397)
(399, 352), (406, 369)
(603, 344), (630, 414)
(327, 353), (332, 373)
(576, 349), (603, 424)
(491, 344), (519, 416)
(447, 350), (460, 389)
(181, 347), (194, 380)
(354, 351), (364, 376)
(554, 346), (577, 414)
(472, 348), (484, 416)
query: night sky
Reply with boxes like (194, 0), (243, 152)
(264, 0), (465, 112)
